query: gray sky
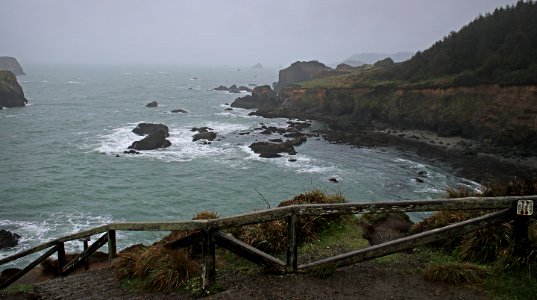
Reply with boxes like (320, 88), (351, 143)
(1, 0), (519, 67)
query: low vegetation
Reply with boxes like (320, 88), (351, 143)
(114, 190), (352, 294)
(111, 182), (536, 298)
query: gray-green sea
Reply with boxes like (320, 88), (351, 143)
(0, 64), (478, 267)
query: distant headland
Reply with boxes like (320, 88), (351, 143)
(0, 56), (25, 76)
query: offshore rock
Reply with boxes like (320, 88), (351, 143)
(0, 229), (20, 249)
(171, 108), (188, 113)
(249, 141), (297, 158)
(128, 130), (171, 150)
(0, 56), (25, 76)
(0, 70), (28, 107)
(228, 85), (241, 93)
(132, 123), (170, 137)
(145, 101), (158, 107)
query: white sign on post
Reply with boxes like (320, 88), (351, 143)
(517, 200), (533, 216)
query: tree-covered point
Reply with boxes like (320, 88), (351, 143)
(391, 1), (537, 85)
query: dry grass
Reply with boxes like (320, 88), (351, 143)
(415, 178), (537, 271)
(424, 263), (489, 285)
(115, 246), (201, 291)
(238, 189), (348, 254)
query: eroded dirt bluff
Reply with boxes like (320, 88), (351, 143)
(278, 84), (537, 147)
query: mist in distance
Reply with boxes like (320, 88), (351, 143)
(1, 0), (519, 67)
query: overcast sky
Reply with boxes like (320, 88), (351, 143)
(1, 0), (519, 67)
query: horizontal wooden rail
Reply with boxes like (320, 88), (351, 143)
(299, 208), (513, 271)
(1, 195), (535, 290)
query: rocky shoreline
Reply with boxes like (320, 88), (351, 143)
(320, 127), (537, 184)
(232, 86), (537, 184)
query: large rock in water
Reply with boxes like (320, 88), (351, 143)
(275, 61), (331, 93)
(0, 56), (25, 76)
(249, 141), (297, 158)
(129, 123), (171, 150)
(0, 71), (28, 107)
(231, 85), (279, 109)
(145, 101), (158, 107)
(132, 123), (170, 137)
(0, 229), (20, 249)
(128, 130), (171, 150)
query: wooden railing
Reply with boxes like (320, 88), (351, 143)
(1, 195), (535, 290)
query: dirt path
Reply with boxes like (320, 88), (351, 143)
(2, 252), (488, 300)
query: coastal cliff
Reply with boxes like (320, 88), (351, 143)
(0, 70), (28, 107)
(275, 84), (537, 149)
(0, 57), (25, 76)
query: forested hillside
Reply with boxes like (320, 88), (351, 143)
(390, 1), (537, 85)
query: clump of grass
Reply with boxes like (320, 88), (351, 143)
(310, 263), (337, 279)
(192, 210), (218, 220)
(424, 262), (489, 284)
(115, 246), (201, 292)
(116, 211), (219, 291)
(238, 189), (348, 254)
(415, 178), (537, 271)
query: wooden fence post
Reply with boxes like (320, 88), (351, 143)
(286, 213), (298, 273)
(108, 230), (117, 268)
(81, 238), (90, 270)
(57, 242), (66, 276)
(202, 229), (216, 290)
(513, 215), (531, 257)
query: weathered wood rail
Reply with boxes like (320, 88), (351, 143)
(1, 195), (535, 290)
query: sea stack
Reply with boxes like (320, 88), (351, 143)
(0, 70), (28, 107)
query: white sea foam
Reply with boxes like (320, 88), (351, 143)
(0, 213), (120, 265)
(67, 81), (81, 84)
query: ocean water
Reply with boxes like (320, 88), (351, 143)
(0, 64), (479, 268)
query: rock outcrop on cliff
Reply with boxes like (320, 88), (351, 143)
(0, 70), (28, 107)
(0, 57), (25, 76)
(274, 61), (331, 93)
(231, 85), (280, 109)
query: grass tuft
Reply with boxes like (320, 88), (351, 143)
(238, 189), (348, 254)
(115, 246), (201, 292)
(424, 262), (489, 285)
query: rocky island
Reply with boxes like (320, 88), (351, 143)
(0, 70), (28, 108)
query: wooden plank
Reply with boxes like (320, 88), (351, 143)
(0, 240), (57, 266)
(109, 220), (206, 232)
(0, 228), (107, 266)
(286, 214), (298, 273)
(213, 231), (285, 272)
(299, 208), (512, 271)
(61, 233), (108, 276)
(201, 230), (216, 290)
(0, 245), (58, 289)
(56, 225), (109, 243)
(207, 207), (293, 229)
(292, 196), (531, 216)
(107, 230), (116, 268)
(163, 231), (203, 249)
